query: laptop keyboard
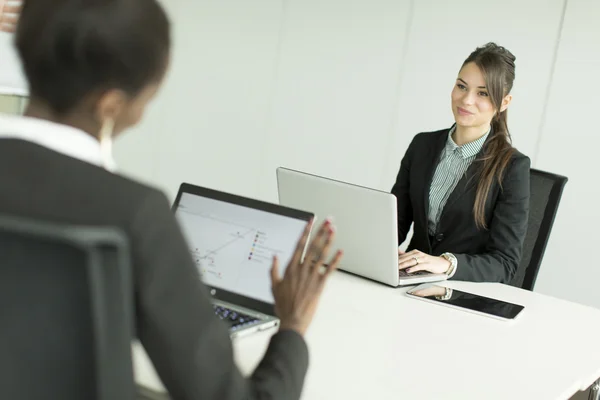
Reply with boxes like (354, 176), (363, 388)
(213, 305), (259, 329)
(399, 269), (432, 277)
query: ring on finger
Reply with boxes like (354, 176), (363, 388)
(413, 256), (419, 265)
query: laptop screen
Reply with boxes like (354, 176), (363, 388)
(173, 184), (312, 305)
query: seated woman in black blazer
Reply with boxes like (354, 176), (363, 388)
(392, 43), (530, 283)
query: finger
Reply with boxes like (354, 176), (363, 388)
(398, 255), (412, 264)
(398, 254), (419, 266)
(314, 249), (343, 295)
(302, 224), (333, 288)
(398, 249), (419, 261)
(0, 25), (15, 33)
(398, 262), (414, 270)
(270, 255), (281, 286)
(0, 15), (17, 24)
(399, 249), (426, 265)
(288, 219), (314, 271)
(322, 250), (343, 279)
(398, 257), (419, 270)
(303, 219), (330, 266)
(3, 4), (22, 14)
(405, 263), (431, 274)
(309, 224), (335, 277)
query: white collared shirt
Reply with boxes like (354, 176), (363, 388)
(0, 113), (117, 171)
(427, 125), (490, 234)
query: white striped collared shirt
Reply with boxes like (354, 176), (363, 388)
(428, 126), (490, 235)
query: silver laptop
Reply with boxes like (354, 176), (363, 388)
(276, 167), (447, 287)
(172, 182), (313, 338)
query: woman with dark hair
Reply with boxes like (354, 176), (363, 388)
(393, 43), (530, 283)
(0, 1), (341, 399)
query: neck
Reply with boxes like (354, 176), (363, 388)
(452, 123), (490, 146)
(24, 99), (100, 142)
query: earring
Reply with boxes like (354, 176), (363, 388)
(99, 118), (115, 170)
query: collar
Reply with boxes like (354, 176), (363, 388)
(0, 113), (117, 171)
(446, 125), (490, 159)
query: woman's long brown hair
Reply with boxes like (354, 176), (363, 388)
(463, 43), (517, 229)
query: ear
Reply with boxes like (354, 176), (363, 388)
(95, 89), (128, 125)
(500, 94), (513, 113)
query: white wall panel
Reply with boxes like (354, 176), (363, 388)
(116, 0), (285, 201)
(259, 0), (413, 202)
(533, 0), (600, 308)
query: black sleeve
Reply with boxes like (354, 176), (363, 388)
(452, 155), (531, 283)
(391, 136), (417, 244)
(130, 190), (309, 400)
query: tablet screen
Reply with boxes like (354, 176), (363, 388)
(408, 285), (524, 320)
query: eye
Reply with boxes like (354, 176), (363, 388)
(457, 84), (467, 90)
(479, 91), (489, 97)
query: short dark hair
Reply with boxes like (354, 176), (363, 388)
(15, 0), (171, 115)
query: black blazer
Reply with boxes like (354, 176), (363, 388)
(391, 128), (530, 283)
(0, 139), (308, 400)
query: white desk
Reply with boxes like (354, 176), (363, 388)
(134, 271), (600, 400)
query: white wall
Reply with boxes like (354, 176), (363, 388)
(532, 0), (600, 308)
(114, 0), (600, 309)
(116, 0), (286, 201)
(258, 0), (412, 201)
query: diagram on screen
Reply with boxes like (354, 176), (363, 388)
(179, 211), (280, 289)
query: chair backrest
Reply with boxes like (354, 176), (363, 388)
(0, 215), (135, 400)
(510, 169), (568, 291)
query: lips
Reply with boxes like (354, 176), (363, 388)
(457, 107), (474, 116)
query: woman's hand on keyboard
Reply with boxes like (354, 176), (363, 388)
(270, 218), (343, 336)
(398, 249), (451, 274)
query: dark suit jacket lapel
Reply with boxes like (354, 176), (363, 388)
(440, 160), (481, 214)
(438, 131), (492, 224)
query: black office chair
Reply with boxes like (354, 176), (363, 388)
(510, 169), (568, 291)
(0, 215), (135, 400)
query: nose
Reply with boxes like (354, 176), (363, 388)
(462, 90), (476, 106)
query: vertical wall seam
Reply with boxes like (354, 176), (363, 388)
(532, 0), (569, 167)
(256, 0), (289, 200)
(379, 0), (415, 190)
